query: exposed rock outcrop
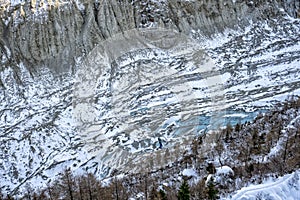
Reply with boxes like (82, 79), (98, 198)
(0, 0), (299, 76)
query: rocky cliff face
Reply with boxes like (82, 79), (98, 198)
(1, 0), (299, 76)
(0, 0), (300, 196)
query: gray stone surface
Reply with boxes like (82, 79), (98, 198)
(0, 0), (299, 76)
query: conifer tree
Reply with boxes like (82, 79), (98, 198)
(178, 180), (190, 200)
(159, 189), (167, 200)
(61, 168), (75, 200)
(207, 178), (218, 200)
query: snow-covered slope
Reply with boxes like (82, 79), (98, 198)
(205, 16), (300, 114)
(230, 170), (300, 200)
(0, 0), (300, 196)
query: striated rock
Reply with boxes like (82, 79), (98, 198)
(0, 0), (299, 76)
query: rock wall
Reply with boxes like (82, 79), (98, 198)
(0, 0), (299, 76)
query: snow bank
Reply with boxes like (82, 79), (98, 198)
(182, 168), (198, 177)
(230, 170), (300, 200)
(216, 166), (234, 176)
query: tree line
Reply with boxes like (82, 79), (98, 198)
(1, 96), (300, 199)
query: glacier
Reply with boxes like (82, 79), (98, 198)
(0, 0), (300, 196)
